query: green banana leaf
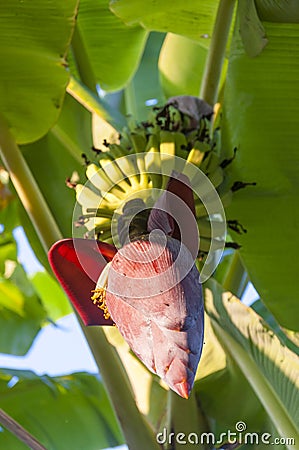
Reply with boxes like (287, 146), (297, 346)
(110, 0), (219, 43)
(0, 370), (124, 449)
(0, 199), (19, 236)
(0, 195), (70, 333)
(222, 21), (299, 330)
(213, 251), (249, 299)
(0, 233), (17, 276)
(73, 0), (148, 92)
(0, 0), (78, 144)
(194, 312), (267, 440)
(30, 272), (72, 322)
(0, 263), (47, 355)
(124, 32), (165, 120)
(252, 300), (299, 355)
(158, 34), (208, 98)
(205, 279), (299, 445)
(255, 0), (299, 22)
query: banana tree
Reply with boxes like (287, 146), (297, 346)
(0, 0), (298, 449)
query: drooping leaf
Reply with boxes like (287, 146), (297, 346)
(0, 199), (19, 235)
(0, 0), (79, 144)
(0, 264), (47, 355)
(205, 279), (299, 441)
(0, 233), (17, 275)
(222, 21), (299, 330)
(74, 0), (148, 92)
(194, 312), (267, 438)
(0, 370), (124, 449)
(30, 271), (72, 322)
(110, 0), (219, 42)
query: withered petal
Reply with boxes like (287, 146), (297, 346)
(48, 238), (117, 326)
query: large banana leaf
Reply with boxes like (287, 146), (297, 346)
(255, 1), (299, 22)
(222, 21), (299, 330)
(0, 0), (78, 144)
(252, 299), (299, 355)
(0, 370), (123, 449)
(194, 313), (267, 440)
(110, 0), (219, 42)
(205, 279), (299, 445)
(73, 0), (148, 91)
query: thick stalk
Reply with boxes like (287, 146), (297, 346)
(212, 321), (299, 450)
(81, 325), (162, 450)
(165, 391), (210, 450)
(200, 0), (235, 105)
(0, 408), (47, 450)
(0, 117), (160, 450)
(67, 76), (126, 131)
(124, 80), (138, 118)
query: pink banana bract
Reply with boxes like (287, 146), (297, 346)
(49, 172), (204, 398)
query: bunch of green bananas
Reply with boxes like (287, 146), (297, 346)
(74, 97), (234, 263)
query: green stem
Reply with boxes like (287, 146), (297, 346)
(80, 325), (162, 450)
(67, 76), (127, 131)
(222, 251), (249, 299)
(0, 117), (160, 450)
(124, 79), (138, 117)
(166, 391), (210, 450)
(200, 0), (235, 105)
(0, 408), (47, 450)
(212, 321), (299, 450)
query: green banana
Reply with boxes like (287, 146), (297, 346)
(73, 99), (245, 257)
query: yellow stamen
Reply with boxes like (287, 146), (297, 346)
(91, 287), (110, 320)
(91, 262), (112, 321)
